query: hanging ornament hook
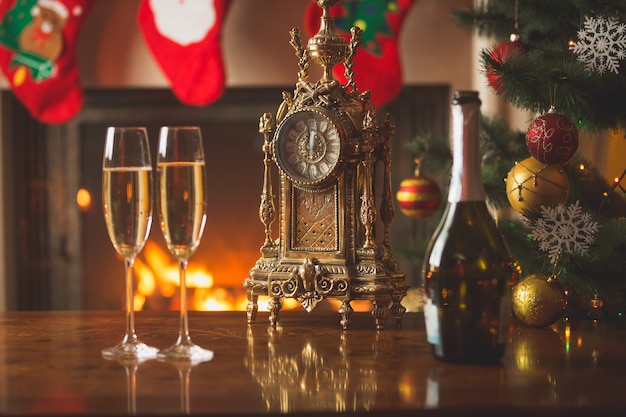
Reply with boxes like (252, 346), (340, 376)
(548, 251), (564, 282)
(547, 70), (567, 111)
(549, 83), (558, 112)
(510, 0), (520, 42)
(413, 158), (422, 176)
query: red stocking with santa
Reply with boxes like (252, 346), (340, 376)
(0, 0), (92, 124)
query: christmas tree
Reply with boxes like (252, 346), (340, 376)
(400, 0), (626, 322)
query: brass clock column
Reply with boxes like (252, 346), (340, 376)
(244, 0), (409, 329)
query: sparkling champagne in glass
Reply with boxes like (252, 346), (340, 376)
(102, 126), (158, 359)
(156, 126), (213, 362)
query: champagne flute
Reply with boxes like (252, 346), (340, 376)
(102, 127), (158, 359)
(156, 126), (213, 362)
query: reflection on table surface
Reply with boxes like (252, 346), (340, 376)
(0, 310), (625, 416)
(245, 323), (378, 413)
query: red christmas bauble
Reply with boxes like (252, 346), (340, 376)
(396, 175), (441, 219)
(525, 108), (578, 164)
(486, 41), (528, 93)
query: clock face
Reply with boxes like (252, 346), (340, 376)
(275, 109), (342, 185)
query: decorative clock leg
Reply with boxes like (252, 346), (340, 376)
(268, 297), (282, 327)
(338, 300), (353, 330)
(371, 298), (391, 330)
(246, 289), (258, 324)
(390, 291), (407, 328)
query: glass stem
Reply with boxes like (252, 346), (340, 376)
(178, 260), (191, 343)
(179, 367), (191, 414)
(124, 257), (137, 342)
(126, 364), (138, 415)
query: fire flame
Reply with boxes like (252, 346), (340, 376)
(134, 241), (250, 311)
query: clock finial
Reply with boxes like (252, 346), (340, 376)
(307, 0), (348, 82)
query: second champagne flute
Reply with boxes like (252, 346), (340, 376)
(156, 126), (213, 362)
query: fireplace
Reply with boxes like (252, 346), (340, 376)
(1, 85), (450, 311)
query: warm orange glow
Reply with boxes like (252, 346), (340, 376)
(615, 177), (620, 183)
(135, 240), (374, 313)
(194, 287), (242, 311)
(135, 258), (156, 296)
(133, 293), (146, 311)
(76, 188), (92, 211)
(135, 241), (297, 312)
(137, 241), (221, 310)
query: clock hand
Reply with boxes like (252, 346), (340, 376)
(308, 129), (316, 154)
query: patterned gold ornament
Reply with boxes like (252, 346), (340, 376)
(505, 156), (569, 214)
(512, 273), (567, 328)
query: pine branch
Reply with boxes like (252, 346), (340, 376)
(457, 0), (626, 132)
(564, 156), (626, 218)
(403, 131), (451, 175)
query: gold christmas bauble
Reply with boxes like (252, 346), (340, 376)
(512, 273), (567, 328)
(505, 156), (569, 214)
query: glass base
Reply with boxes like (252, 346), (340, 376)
(102, 340), (159, 360)
(157, 340), (214, 363)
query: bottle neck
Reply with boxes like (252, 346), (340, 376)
(447, 100), (486, 202)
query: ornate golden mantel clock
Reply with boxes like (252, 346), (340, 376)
(243, 0), (408, 329)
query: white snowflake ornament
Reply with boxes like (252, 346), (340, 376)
(569, 15), (626, 75)
(524, 200), (600, 265)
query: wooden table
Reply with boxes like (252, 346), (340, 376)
(1, 310), (625, 416)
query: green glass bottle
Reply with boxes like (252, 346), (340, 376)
(422, 90), (514, 364)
